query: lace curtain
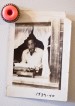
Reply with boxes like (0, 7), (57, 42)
(14, 25), (51, 49)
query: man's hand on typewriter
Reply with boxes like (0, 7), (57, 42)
(35, 67), (40, 73)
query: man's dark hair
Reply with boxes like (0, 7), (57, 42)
(26, 29), (36, 43)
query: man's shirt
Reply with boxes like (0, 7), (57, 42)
(21, 47), (43, 68)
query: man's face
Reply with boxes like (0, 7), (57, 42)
(27, 39), (35, 53)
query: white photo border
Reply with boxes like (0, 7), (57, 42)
(6, 10), (71, 101)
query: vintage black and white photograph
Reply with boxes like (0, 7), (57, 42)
(12, 21), (63, 90)
(7, 11), (71, 101)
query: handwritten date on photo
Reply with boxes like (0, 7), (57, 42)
(36, 92), (55, 98)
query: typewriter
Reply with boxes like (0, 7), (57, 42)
(13, 63), (42, 78)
